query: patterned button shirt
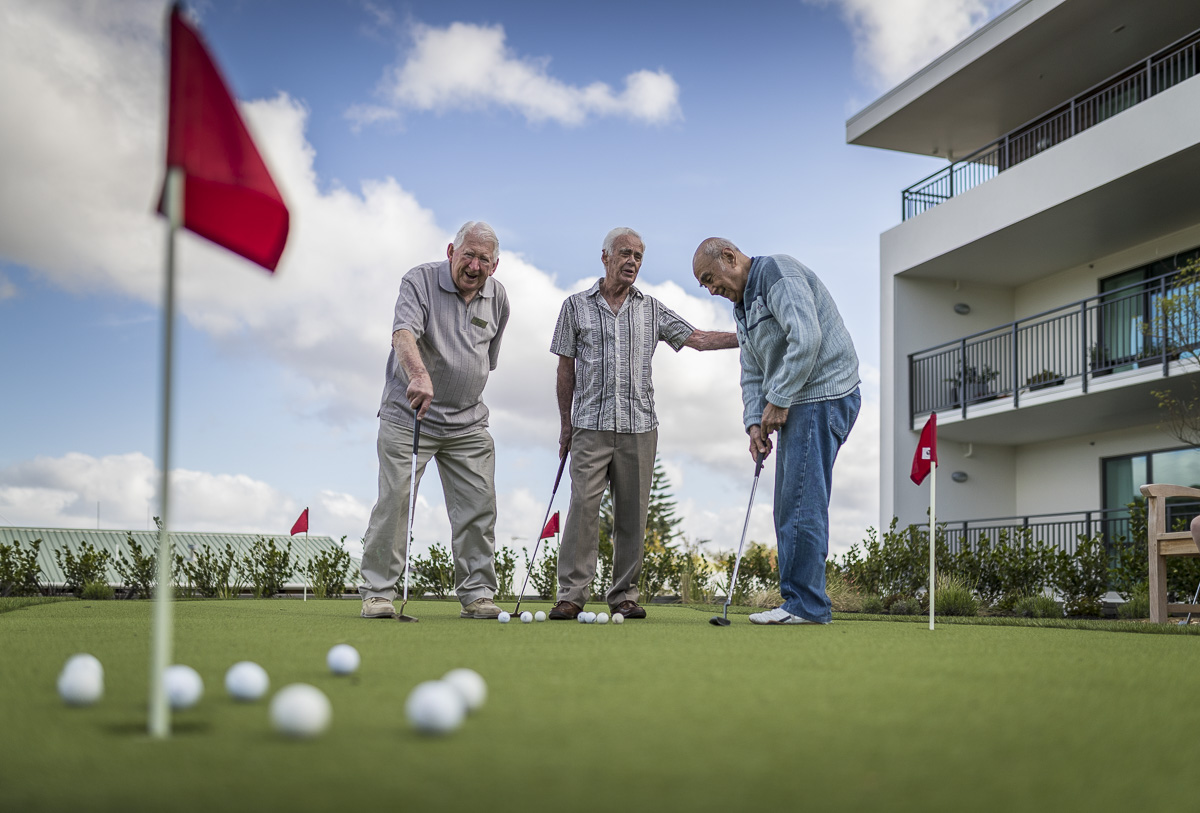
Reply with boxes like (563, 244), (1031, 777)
(550, 280), (695, 433)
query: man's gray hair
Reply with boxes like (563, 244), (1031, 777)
(698, 237), (739, 261)
(453, 221), (500, 254)
(602, 227), (644, 255)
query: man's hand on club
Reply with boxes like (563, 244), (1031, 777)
(748, 425), (773, 463)
(407, 374), (434, 419)
(558, 424), (572, 460)
(760, 402), (789, 435)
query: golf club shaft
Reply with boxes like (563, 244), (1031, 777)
(401, 416), (422, 607)
(723, 451), (765, 618)
(1187, 578), (1200, 624)
(514, 452), (568, 613)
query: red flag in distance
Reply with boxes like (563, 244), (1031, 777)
(910, 413), (938, 485)
(160, 5), (289, 271)
(290, 508), (309, 536)
(539, 511), (560, 540)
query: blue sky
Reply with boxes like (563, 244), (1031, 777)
(0, 0), (1016, 561)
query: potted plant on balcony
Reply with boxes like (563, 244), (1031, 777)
(1088, 343), (1113, 377)
(944, 364), (1000, 406)
(1025, 368), (1065, 391)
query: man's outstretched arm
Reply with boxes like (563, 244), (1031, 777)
(683, 330), (738, 351)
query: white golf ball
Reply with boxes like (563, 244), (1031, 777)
(612, 612), (624, 625)
(57, 655), (104, 706)
(63, 653), (104, 679)
(596, 612), (609, 625)
(225, 661), (269, 701)
(534, 611), (546, 622)
(164, 664), (203, 710)
(497, 611), (511, 624)
(577, 612), (588, 624)
(520, 611), (533, 623)
(270, 684), (331, 738)
(327, 644), (361, 676)
(405, 680), (466, 735)
(442, 668), (487, 713)
(584, 612), (597, 624)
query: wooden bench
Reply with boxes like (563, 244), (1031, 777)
(1140, 483), (1200, 623)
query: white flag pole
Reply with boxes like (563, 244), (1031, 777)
(304, 524), (308, 602)
(149, 166), (183, 738)
(929, 459), (937, 631)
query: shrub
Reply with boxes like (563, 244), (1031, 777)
(494, 545), (518, 602)
(54, 541), (112, 597)
(1011, 593), (1061, 618)
(179, 542), (242, 599)
(410, 542), (453, 599)
(749, 587), (783, 608)
(934, 574), (979, 617)
(678, 539), (713, 604)
(0, 538), (43, 597)
(81, 581), (115, 600)
(718, 542), (778, 604)
(113, 533), (157, 599)
(887, 597), (920, 616)
(304, 539), (352, 599)
(638, 546), (683, 601)
(525, 543), (558, 601)
(1117, 586), (1150, 620)
(1051, 534), (1108, 617)
(239, 537), (293, 599)
(826, 567), (864, 613)
(860, 595), (884, 614)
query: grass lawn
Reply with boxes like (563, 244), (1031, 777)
(2, 598), (1197, 812)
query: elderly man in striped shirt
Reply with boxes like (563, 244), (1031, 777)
(548, 227), (737, 620)
(359, 221), (510, 621)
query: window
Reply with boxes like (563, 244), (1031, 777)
(1103, 447), (1200, 531)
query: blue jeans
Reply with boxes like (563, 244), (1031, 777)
(774, 389), (860, 623)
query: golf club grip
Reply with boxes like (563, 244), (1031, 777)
(412, 416), (421, 457)
(552, 451), (568, 493)
(754, 448), (764, 476)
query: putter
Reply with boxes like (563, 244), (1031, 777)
(513, 452), (569, 617)
(1179, 578), (1200, 625)
(711, 449), (765, 627)
(395, 414), (422, 623)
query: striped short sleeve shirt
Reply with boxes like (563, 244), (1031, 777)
(550, 280), (695, 433)
(378, 260), (509, 437)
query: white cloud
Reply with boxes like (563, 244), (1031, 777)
(810, 0), (1019, 90)
(0, 272), (15, 301)
(363, 21), (682, 127)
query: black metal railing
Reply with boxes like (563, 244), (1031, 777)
(909, 269), (1199, 423)
(914, 501), (1199, 557)
(902, 28), (1200, 220)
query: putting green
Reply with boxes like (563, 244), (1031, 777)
(2, 599), (1196, 812)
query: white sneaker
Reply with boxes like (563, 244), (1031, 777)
(361, 596), (396, 619)
(748, 607), (825, 625)
(460, 597), (504, 619)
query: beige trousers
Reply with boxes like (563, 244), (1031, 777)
(359, 419), (498, 607)
(556, 427), (657, 608)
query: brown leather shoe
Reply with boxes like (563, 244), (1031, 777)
(611, 600), (646, 619)
(549, 600), (582, 620)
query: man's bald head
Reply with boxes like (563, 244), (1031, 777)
(692, 237), (750, 303)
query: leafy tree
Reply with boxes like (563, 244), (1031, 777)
(644, 457), (682, 552)
(1147, 258), (1200, 447)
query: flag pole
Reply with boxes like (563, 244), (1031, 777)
(304, 526), (308, 602)
(150, 166), (183, 738)
(929, 459), (936, 631)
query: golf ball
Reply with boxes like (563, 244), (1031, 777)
(405, 680), (466, 735)
(534, 611), (546, 622)
(577, 612), (588, 624)
(520, 611), (533, 623)
(442, 668), (487, 713)
(327, 644), (360, 676)
(612, 612), (624, 625)
(596, 612), (609, 625)
(57, 654), (104, 706)
(270, 684), (331, 738)
(225, 661), (269, 701)
(497, 611), (511, 624)
(584, 612), (597, 624)
(164, 664), (203, 710)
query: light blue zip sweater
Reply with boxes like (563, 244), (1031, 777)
(734, 255), (860, 431)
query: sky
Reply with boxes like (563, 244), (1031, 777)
(0, 0), (1019, 566)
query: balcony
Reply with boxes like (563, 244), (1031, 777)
(902, 28), (1200, 221)
(909, 270), (1200, 438)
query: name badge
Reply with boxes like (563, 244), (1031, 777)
(471, 317), (489, 328)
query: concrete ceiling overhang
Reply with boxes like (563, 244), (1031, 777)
(894, 140), (1200, 286)
(847, 0), (1200, 160)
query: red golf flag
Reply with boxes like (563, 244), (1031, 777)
(160, 5), (289, 271)
(539, 511), (560, 540)
(910, 413), (938, 485)
(290, 508), (309, 536)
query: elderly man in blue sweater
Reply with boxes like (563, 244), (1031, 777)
(693, 238), (860, 625)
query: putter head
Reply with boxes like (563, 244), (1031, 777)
(709, 616), (731, 627)
(395, 612), (419, 623)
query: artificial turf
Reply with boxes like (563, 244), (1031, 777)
(2, 598), (1197, 812)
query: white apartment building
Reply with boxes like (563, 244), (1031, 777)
(848, 0), (1200, 546)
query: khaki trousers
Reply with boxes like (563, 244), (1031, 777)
(557, 427), (657, 608)
(359, 419), (498, 607)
